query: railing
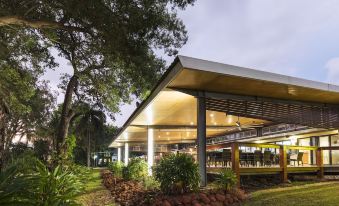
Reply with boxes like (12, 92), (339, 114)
(207, 142), (323, 187)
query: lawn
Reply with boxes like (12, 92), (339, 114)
(242, 181), (339, 206)
(76, 168), (115, 206)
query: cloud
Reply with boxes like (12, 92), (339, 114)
(178, 0), (339, 76)
(325, 57), (339, 84)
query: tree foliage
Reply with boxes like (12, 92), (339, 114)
(0, 66), (55, 169)
(0, 0), (195, 156)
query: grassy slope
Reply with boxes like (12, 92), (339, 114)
(76, 169), (116, 206)
(242, 181), (339, 206)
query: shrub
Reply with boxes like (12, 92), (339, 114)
(142, 176), (160, 190)
(154, 153), (200, 194)
(0, 154), (83, 205)
(215, 169), (238, 191)
(108, 161), (124, 178)
(31, 163), (83, 205)
(122, 158), (148, 181)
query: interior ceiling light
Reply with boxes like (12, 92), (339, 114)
(236, 116), (242, 131)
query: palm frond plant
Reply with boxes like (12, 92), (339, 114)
(215, 169), (238, 191)
(0, 155), (84, 206)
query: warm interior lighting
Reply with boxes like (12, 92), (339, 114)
(190, 122), (194, 125)
(290, 136), (298, 145)
(146, 106), (153, 124)
(147, 128), (154, 176)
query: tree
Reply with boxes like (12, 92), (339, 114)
(73, 104), (106, 167)
(0, 0), (195, 157)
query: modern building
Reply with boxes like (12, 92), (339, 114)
(109, 56), (339, 186)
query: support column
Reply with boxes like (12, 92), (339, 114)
(280, 145), (288, 183)
(197, 96), (207, 187)
(147, 128), (154, 176)
(124, 143), (129, 166)
(231, 142), (240, 187)
(316, 148), (324, 179)
(117, 147), (121, 162)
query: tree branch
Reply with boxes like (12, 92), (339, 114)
(0, 15), (88, 33)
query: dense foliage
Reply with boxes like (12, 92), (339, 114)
(0, 154), (88, 205)
(123, 158), (148, 181)
(154, 153), (200, 194)
(215, 169), (238, 191)
(108, 161), (124, 178)
(0, 0), (196, 156)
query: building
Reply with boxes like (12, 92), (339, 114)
(109, 56), (339, 186)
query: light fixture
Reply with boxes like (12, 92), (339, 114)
(235, 121), (240, 127)
(166, 132), (169, 135)
(190, 122), (194, 125)
(210, 113), (214, 117)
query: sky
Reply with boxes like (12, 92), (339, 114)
(43, 0), (339, 127)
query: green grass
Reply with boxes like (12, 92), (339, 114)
(242, 181), (339, 206)
(76, 168), (115, 206)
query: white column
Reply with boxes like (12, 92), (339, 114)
(124, 143), (129, 166)
(147, 128), (154, 176)
(117, 147), (121, 162)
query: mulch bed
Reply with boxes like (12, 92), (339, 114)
(102, 170), (248, 206)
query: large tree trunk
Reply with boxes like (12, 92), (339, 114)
(56, 75), (78, 157)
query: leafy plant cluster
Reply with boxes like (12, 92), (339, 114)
(215, 169), (238, 191)
(122, 158), (148, 181)
(108, 161), (124, 178)
(108, 158), (160, 190)
(154, 153), (200, 194)
(0, 154), (88, 205)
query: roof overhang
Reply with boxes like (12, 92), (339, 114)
(109, 56), (339, 147)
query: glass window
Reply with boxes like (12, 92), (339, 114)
(319, 136), (329, 146)
(298, 138), (310, 146)
(298, 138), (311, 164)
(323, 150), (330, 165)
(282, 140), (291, 145)
(331, 135), (339, 146)
(332, 150), (339, 165)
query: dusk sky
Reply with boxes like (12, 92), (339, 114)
(43, 0), (339, 127)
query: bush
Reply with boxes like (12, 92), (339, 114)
(108, 161), (124, 178)
(154, 153), (200, 194)
(142, 176), (160, 190)
(123, 158), (148, 181)
(0, 155), (83, 205)
(215, 169), (238, 191)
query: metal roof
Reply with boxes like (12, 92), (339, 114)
(110, 56), (339, 147)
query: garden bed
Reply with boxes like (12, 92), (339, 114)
(102, 170), (248, 206)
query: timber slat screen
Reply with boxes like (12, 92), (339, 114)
(205, 97), (339, 129)
(207, 142), (324, 185)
